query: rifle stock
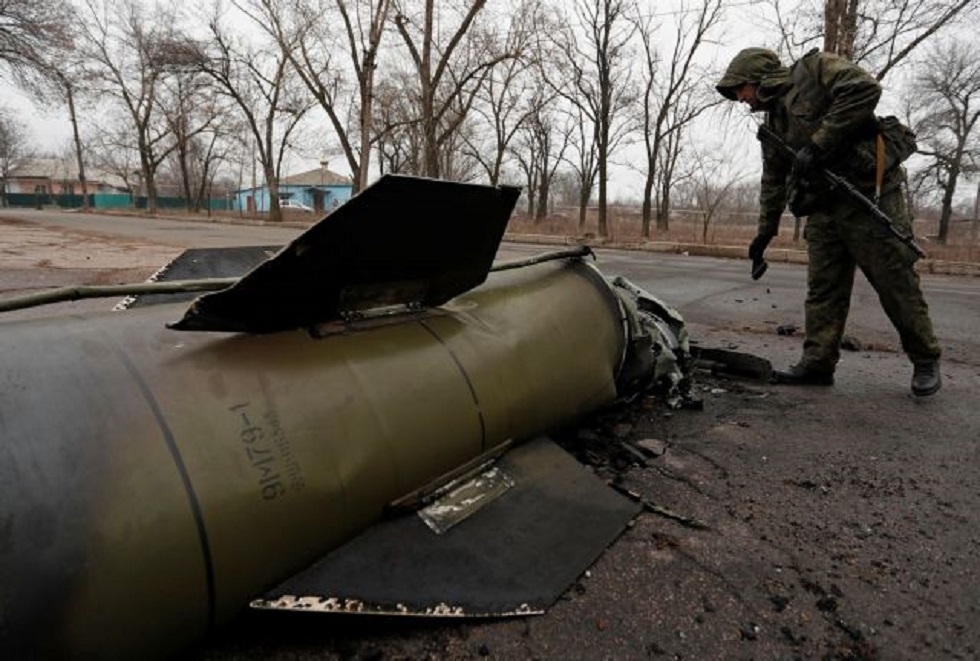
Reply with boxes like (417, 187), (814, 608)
(757, 124), (926, 259)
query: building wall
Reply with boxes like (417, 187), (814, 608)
(4, 177), (124, 195)
(233, 184), (353, 213)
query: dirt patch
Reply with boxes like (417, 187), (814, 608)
(0, 220), (181, 320)
(0, 218), (181, 271)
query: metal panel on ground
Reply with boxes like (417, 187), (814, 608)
(120, 246), (281, 308)
(253, 436), (641, 617)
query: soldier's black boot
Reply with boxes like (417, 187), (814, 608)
(771, 363), (834, 386)
(911, 360), (941, 397)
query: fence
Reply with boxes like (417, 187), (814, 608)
(0, 192), (231, 211)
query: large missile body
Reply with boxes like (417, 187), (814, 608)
(0, 258), (652, 659)
(0, 176), (691, 658)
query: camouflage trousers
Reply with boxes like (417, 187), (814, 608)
(800, 171), (941, 372)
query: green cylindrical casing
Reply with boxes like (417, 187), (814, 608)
(0, 259), (626, 659)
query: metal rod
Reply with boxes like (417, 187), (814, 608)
(0, 246), (595, 314)
(0, 278), (239, 313)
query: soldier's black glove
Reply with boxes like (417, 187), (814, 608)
(748, 232), (774, 262)
(748, 232), (775, 280)
(793, 144), (824, 179)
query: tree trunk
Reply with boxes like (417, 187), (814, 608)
(597, 139), (608, 237)
(535, 179), (550, 221)
(824, 0), (859, 59)
(938, 174), (958, 244)
(265, 163), (282, 223)
(578, 190), (589, 231)
(972, 181), (979, 246)
(177, 144), (194, 212)
(656, 178), (670, 232)
(66, 84), (89, 211)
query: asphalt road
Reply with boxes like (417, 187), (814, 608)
(2, 209), (979, 660)
(0, 207), (303, 248)
(582, 247), (980, 368)
(3, 207), (977, 363)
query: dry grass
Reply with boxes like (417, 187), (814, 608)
(506, 206), (980, 264)
(121, 202), (980, 265)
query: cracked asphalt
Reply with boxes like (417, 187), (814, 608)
(2, 217), (978, 660)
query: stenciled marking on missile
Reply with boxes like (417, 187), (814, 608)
(264, 406), (305, 494)
(228, 402), (305, 500)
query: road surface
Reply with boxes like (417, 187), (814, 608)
(1, 208), (979, 660)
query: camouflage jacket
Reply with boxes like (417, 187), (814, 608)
(756, 49), (882, 233)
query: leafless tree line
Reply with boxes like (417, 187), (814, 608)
(0, 0), (978, 243)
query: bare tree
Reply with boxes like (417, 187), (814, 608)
(509, 141), (539, 217)
(463, 57), (532, 186)
(1, 2), (86, 208)
(154, 40), (231, 212)
(86, 118), (142, 200)
(973, 181), (979, 246)
(826, 0), (976, 80)
(239, 0), (391, 194)
(911, 38), (980, 244)
(544, 0), (638, 237)
(195, 3), (314, 222)
(534, 100), (573, 221)
(392, 0), (518, 179)
(432, 90), (484, 182)
(823, 0), (859, 59)
(633, 0), (723, 236)
(682, 143), (748, 243)
(753, 0), (975, 84)
(162, 119), (240, 213)
(43, 67), (93, 210)
(0, 107), (34, 206)
(372, 71), (422, 176)
(26, 37), (95, 212)
(755, 0), (822, 57)
(0, 0), (73, 87)
(458, 0), (539, 186)
(76, 0), (191, 214)
(761, 0), (975, 81)
(725, 179), (762, 219)
(563, 101), (600, 231)
(510, 90), (571, 220)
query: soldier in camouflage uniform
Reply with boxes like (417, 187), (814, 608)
(716, 47), (942, 396)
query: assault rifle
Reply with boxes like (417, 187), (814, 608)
(757, 124), (926, 259)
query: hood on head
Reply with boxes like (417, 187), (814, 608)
(715, 47), (785, 100)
